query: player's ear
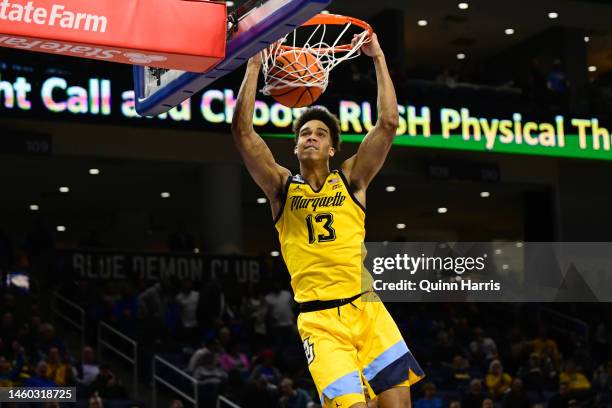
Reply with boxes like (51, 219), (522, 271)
(294, 145), (298, 155)
(329, 146), (335, 157)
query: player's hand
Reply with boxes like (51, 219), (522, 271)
(249, 52), (263, 67)
(355, 32), (383, 59)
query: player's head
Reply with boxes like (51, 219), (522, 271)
(293, 106), (341, 164)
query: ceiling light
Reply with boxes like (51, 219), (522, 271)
(516, 242), (523, 248)
(56, 225), (66, 232)
(437, 207), (448, 214)
(584, 36), (590, 43)
(270, 251), (280, 257)
(480, 191), (491, 198)
(456, 53), (466, 60)
(548, 12), (558, 19)
(320, 9), (329, 14)
(458, 2), (469, 10)
(385, 186), (396, 192)
(588, 65), (597, 72)
(505, 28), (515, 35)
(59, 186), (69, 193)
(89, 168), (100, 175)
(396, 223), (406, 230)
(257, 197), (267, 204)
(495, 248), (502, 255)
(226, 1), (234, 6)
(29, 204), (39, 211)
(161, 192), (170, 198)
(417, 20), (428, 27)
(194, 248), (200, 254)
(502, 264), (509, 270)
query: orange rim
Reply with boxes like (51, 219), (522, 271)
(277, 13), (372, 54)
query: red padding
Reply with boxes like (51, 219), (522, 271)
(0, 0), (227, 72)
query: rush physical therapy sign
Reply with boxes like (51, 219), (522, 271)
(0, 0), (227, 71)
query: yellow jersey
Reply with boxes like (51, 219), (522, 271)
(275, 170), (367, 302)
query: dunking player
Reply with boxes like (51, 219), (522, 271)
(232, 33), (424, 407)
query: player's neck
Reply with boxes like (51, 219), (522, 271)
(299, 162), (330, 191)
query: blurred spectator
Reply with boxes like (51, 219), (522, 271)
(176, 280), (199, 345)
(250, 349), (281, 385)
(24, 361), (56, 387)
(501, 378), (530, 408)
(193, 350), (228, 386)
(449, 402), (461, 408)
(431, 331), (461, 366)
(88, 393), (103, 408)
(446, 354), (472, 389)
(265, 282), (295, 349)
(75, 346), (100, 387)
(547, 60), (569, 94)
(482, 398), (493, 408)
(462, 379), (485, 408)
(547, 59), (570, 111)
(219, 340), (250, 374)
(138, 282), (165, 324)
(279, 377), (313, 408)
(218, 326), (233, 352)
(243, 375), (279, 408)
(559, 360), (591, 393)
(169, 400), (184, 408)
(414, 382), (443, 408)
(197, 277), (232, 330)
(38, 323), (67, 358)
(516, 352), (545, 392)
(470, 328), (498, 366)
(0, 350), (24, 387)
(46, 346), (74, 386)
(594, 360), (612, 404)
(594, 319), (612, 363)
(187, 339), (218, 374)
(485, 360), (512, 400)
(90, 364), (129, 399)
(531, 326), (560, 366)
(547, 382), (571, 408)
(111, 284), (138, 334)
(241, 284), (268, 351)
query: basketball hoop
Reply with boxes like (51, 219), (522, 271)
(261, 13), (373, 96)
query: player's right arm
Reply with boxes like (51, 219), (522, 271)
(231, 55), (291, 216)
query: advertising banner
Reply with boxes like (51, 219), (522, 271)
(0, 0), (226, 71)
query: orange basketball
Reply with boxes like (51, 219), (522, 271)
(267, 50), (325, 108)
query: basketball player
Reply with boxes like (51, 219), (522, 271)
(232, 33), (424, 408)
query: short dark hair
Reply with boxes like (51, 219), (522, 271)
(293, 106), (341, 150)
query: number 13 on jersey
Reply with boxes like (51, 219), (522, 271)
(305, 213), (336, 244)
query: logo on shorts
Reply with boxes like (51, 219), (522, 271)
(123, 53), (167, 64)
(303, 337), (315, 365)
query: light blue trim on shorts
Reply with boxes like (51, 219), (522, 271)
(362, 340), (409, 381)
(322, 370), (363, 399)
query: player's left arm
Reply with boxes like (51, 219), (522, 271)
(342, 33), (398, 205)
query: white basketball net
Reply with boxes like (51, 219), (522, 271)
(261, 20), (370, 95)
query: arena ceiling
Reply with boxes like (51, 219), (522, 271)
(326, 0), (612, 73)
